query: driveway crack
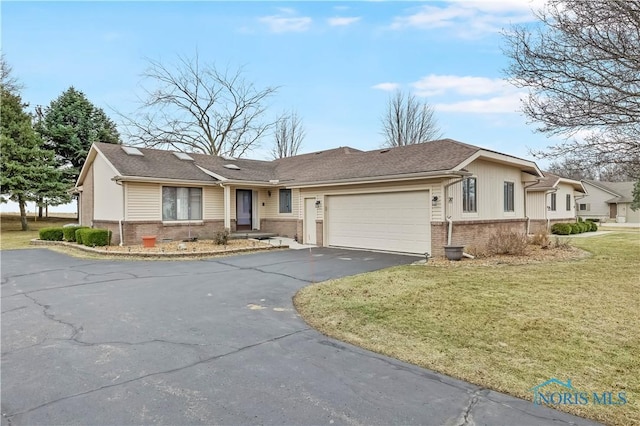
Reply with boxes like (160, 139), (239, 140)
(20, 293), (81, 339)
(212, 259), (313, 283)
(3, 327), (310, 420)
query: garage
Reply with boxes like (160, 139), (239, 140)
(325, 191), (430, 254)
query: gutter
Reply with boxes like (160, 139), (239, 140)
(287, 171), (471, 189)
(442, 173), (472, 246)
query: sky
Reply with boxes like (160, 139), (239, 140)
(2, 0), (556, 212)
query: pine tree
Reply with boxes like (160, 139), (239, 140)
(1, 89), (65, 230)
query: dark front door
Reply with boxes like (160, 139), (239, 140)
(236, 190), (252, 230)
(609, 203), (617, 219)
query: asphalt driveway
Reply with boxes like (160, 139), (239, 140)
(1, 248), (599, 425)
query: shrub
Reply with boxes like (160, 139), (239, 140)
(570, 223), (581, 234)
(530, 229), (552, 248)
(77, 228), (112, 247)
(588, 221), (598, 232)
(39, 227), (64, 241)
(554, 236), (572, 250)
(63, 226), (89, 242)
(214, 230), (230, 245)
(486, 230), (528, 256)
(551, 223), (572, 235)
(577, 216), (583, 223)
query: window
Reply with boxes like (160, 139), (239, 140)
(504, 181), (515, 212)
(566, 194), (571, 211)
(462, 177), (477, 213)
(579, 203), (588, 211)
(162, 187), (202, 221)
(550, 193), (557, 211)
(279, 189), (292, 213)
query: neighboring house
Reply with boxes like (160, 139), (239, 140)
(578, 180), (640, 223)
(75, 139), (545, 257)
(525, 172), (586, 233)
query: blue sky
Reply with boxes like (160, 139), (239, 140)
(3, 0), (556, 212)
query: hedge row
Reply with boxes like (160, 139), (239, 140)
(38, 227), (111, 247)
(551, 221), (598, 235)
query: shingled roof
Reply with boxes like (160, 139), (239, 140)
(584, 180), (635, 203)
(86, 139), (537, 186)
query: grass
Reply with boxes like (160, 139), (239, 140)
(295, 232), (640, 426)
(1, 213), (77, 250)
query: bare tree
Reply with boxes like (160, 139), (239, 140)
(120, 53), (278, 157)
(381, 90), (442, 147)
(1, 54), (23, 94)
(271, 110), (305, 159)
(503, 0), (640, 174)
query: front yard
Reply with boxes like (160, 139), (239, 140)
(295, 232), (640, 426)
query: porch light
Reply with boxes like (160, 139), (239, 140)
(268, 190), (271, 197)
(315, 200), (321, 208)
(432, 196), (439, 206)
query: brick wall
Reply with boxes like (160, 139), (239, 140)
(94, 220), (225, 245)
(315, 220), (324, 246)
(80, 167), (93, 226)
(430, 219), (527, 257)
(260, 218), (300, 239)
(529, 219), (574, 234)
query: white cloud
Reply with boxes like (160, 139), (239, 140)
(372, 82), (400, 92)
(327, 16), (361, 27)
(259, 10), (312, 33)
(411, 74), (525, 114)
(412, 75), (509, 97)
(435, 93), (523, 114)
(391, 1), (542, 36)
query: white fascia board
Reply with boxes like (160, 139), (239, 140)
(455, 150), (543, 177)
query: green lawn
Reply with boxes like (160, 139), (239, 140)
(295, 232), (640, 426)
(0, 213), (77, 250)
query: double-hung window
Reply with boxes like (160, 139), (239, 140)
(279, 189), (292, 214)
(462, 177), (477, 213)
(550, 193), (557, 211)
(504, 181), (515, 212)
(162, 187), (202, 221)
(566, 194), (571, 211)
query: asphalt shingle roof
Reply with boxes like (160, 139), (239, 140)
(93, 139), (525, 185)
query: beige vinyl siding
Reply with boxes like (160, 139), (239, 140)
(448, 160), (526, 220)
(526, 192), (547, 220)
(578, 182), (618, 221)
(546, 182), (577, 220)
(627, 204), (640, 223)
(299, 179), (443, 222)
(259, 187), (300, 219)
(203, 186), (224, 220)
(93, 153), (123, 220)
(125, 183), (161, 221)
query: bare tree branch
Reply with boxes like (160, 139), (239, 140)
(503, 0), (640, 174)
(0, 54), (23, 94)
(381, 90), (442, 147)
(118, 52), (278, 157)
(271, 110), (305, 159)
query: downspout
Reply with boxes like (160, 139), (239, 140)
(523, 179), (542, 235)
(546, 188), (558, 230)
(113, 178), (125, 246)
(574, 193), (587, 221)
(443, 175), (469, 246)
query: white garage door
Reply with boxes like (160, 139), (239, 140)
(326, 191), (430, 254)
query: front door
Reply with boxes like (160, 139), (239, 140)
(236, 190), (252, 230)
(304, 198), (317, 244)
(610, 203), (617, 219)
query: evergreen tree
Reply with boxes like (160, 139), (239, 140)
(1, 89), (66, 230)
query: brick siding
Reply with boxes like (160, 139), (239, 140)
(94, 220), (225, 245)
(260, 218), (300, 239)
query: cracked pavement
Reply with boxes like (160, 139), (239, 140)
(1, 248), (600, 425)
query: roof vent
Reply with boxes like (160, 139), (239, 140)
(380, 149), (390, 154)
(224, 164), (240, 170)
(173, 152), (194, 161)
(122, 146), (143, 156)
(221, 155), (236, 160)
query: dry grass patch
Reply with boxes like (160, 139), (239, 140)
(295, 234), (640, 426)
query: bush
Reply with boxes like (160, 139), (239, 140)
(530, 229), (552, 248)
(486, 230), (528, 256)
(39, 227), (64, 241)
(63, 226), (89, 242)
(570, 223), (581, 234)
(588, 221), (598, 232)
(214, 230), (230, 245)
(77, 228), (112, 247)
(551, 223), (572, 235)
